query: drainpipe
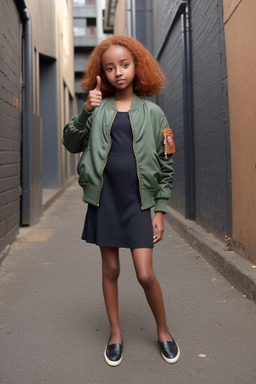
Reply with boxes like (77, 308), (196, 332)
(16, 0), (33, 225)
(131, 0), (136, 38)
(181, 1), (195, 220)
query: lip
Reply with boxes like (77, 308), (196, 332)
(116, 79), (125, 84)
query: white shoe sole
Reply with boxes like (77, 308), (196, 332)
(161, 344), (181, 364)
(104, 347), (123, 367)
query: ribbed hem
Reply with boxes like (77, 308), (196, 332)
(80, 184), (169, 214)
(81, 183), (101, 206)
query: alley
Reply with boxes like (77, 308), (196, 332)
(0, 183), (256, 384)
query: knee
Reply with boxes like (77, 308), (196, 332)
(137, 271), (155, 290)
(103, 262), (120, 282)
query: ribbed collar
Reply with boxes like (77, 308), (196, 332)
(105, 94), (143, 112)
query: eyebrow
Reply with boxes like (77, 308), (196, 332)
(104, 59), (130, 66)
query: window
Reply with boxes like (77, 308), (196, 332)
(73, 0), (96, 5)
(73, 19), (86, 36)
(73, 0), (85, 5)
(86, 18), (97, 35)
(73, 18), (96, 36)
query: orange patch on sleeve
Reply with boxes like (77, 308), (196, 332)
(163, 128), (175, 154)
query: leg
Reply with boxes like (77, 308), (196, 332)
(100, 246), (122, 344)
(131, 248), (172, 342)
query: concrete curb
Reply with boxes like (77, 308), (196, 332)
(0, 244), (11, 266)
(166, 206), (256, 303)
(43, 177), (77, 211)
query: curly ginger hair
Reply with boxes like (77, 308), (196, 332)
(80, 35), (166, 98)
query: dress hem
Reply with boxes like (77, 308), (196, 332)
(82, 237), (154, 249)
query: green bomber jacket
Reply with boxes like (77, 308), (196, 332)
(62, 94), (174, 213)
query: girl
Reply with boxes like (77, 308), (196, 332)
(63, 35), (180, 366)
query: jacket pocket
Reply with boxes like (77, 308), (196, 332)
(77, 147), (90, 175)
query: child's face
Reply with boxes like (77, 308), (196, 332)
(101, 45), (135, 94)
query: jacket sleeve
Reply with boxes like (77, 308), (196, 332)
(62, 104), (93, 154)
(154, 114), (175, 213)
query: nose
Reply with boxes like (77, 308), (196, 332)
(115, 67), (122, 77)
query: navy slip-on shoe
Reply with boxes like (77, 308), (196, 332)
(104, 341), (123, 367)
(159, 338), (180, 364)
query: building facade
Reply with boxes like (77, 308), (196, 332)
(0, 0), (76, 257)
(73, 0), (108, 111)
(107, 0), (256, 263)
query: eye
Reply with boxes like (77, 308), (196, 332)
(106, 67), (113, 72)
(122, 63), (129, 68)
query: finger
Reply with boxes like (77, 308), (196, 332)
(89, 94), (102, 104)
(153, 227), (164, 244)
(88, 89), (102, 107)
(153, 224), (158, 243)
(153, 234), (163, 244)
(158, 229), (164, 241)
(89, 88), (102, 96)
(152, 223), (156, 238)
(95, 75), (102, 91)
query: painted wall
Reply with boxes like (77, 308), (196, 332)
(223, 0), (256, 262)
(26, 0), (75, 116)
(26, 0), (75, 195)
(113, 0), (126, 35)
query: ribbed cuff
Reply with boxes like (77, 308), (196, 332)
(154, 199), (168, 214)
(76, 103), (93, 125)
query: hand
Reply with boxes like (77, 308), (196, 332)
(85, 75), (102, 112)
(152, 212), (164, 244)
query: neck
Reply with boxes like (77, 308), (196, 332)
(115, 88), (134, 112)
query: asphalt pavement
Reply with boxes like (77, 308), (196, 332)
(1, 183), (256, 384)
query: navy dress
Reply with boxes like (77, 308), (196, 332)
(82, 112), (153, 249)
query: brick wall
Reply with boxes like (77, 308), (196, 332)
(0, 1), (21, 254)
(191, 0), (232, 237)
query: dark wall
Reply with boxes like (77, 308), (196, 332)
(152, 0), (182, 58)
(39, 56), (58, 189)
(191, 1), (232, 236)
(135, 0), (153, 52)
(156, 21), (185, 215)
(151, 0), (232, 238)
(0, 1), (21, 253)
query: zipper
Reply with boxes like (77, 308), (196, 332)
(97, 111), (117, 206)
(128, 112), (144, 210)
(164, 136), (167, 159)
